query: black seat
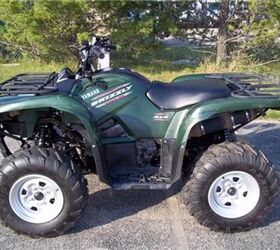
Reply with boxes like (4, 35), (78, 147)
(146, 78), (231, 110)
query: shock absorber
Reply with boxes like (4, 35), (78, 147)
(36, 125), (49, 147)
(224, 129), (237, 142)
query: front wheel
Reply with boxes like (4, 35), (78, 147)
(0, 147), (88, 237)
(183, 142), (279, 232)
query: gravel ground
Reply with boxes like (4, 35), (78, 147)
(0, 120), (280, 250)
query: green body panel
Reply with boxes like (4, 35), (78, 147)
(176, 96), (280, 145)
(73, 70), (175, 140)
(1, 70), (280, 146)
(1, 69), (280, 186)
(0, 95), (97, 142)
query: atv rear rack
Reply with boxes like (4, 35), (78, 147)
(0, 73), (58, 95)
(206, 73), (280, 98)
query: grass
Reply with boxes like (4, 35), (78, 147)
(263, 110), (280, 121)
(0, 61), (70, 82)
(1, 47), (280, 120)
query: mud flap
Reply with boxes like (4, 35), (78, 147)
(158, 138), (176, 179)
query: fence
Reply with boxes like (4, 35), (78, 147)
(0, 43), (23, 63)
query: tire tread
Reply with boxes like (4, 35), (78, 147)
(0, 147), (88, 237)
(183, 141), (279, 232)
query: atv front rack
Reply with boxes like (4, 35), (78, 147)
(206, 73), (280, 98)
(0, 73), (58, 95)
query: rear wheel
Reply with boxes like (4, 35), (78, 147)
(0, 147), (88, 237)
(183, 142), (279, 232)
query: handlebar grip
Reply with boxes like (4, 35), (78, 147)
(79, 45), (87, 51)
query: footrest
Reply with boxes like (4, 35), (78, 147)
(111, 182), (170, 190)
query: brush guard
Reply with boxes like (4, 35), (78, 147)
(206, 73), (280, 98)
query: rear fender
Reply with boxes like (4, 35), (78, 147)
(179, 96), (280, 144)
(170, 96), (280, 182)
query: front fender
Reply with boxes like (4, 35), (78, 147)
(0, 94), (109, 182)
(0, 95), (97, 142)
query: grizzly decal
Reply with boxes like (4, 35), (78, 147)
(91, 83), (132, 108)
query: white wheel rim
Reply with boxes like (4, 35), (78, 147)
(9, 174), (64, 224)
(208, 171), (260, 219)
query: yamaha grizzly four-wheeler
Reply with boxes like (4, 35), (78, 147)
(0, 37), (279, 237)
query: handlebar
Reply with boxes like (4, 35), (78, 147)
(79, 37), (116, 59)
(98, 37), (116, 52)
(90, 46), (105, 59)
(76, 37), (116, 78)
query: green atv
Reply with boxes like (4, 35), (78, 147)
(0, 37), (279, 237)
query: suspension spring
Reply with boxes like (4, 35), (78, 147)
(36, 125), (49, 147)
(224, 129), (236, 142)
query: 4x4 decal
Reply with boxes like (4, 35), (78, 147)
(91, 83), (133, 108)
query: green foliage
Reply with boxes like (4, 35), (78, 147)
(0, 0), (183, 62)
(0, 0), (279, 66)
(111, 18), (160, 60)
(105, 1), (177, 60)
(0, 0), (92, 61)
(77, 32), (91, 44)
(246, 0), (280, 60)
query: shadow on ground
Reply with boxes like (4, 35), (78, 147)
(70, 189), (169, 234)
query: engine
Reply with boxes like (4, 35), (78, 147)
(136, 139), (160, 167)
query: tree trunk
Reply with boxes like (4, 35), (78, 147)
(216, 0), (229, 65)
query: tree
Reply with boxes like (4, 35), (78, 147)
(0, 0), (278, 65)
(0, 0), (90, 61)
(94, 1), (177, 61)
(176, 0), (255, 64)
(0, 0), (124, 61)
(0, 0), (167, 62)
(216, 0), (229, 64)
(247, 0), (280, 63)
